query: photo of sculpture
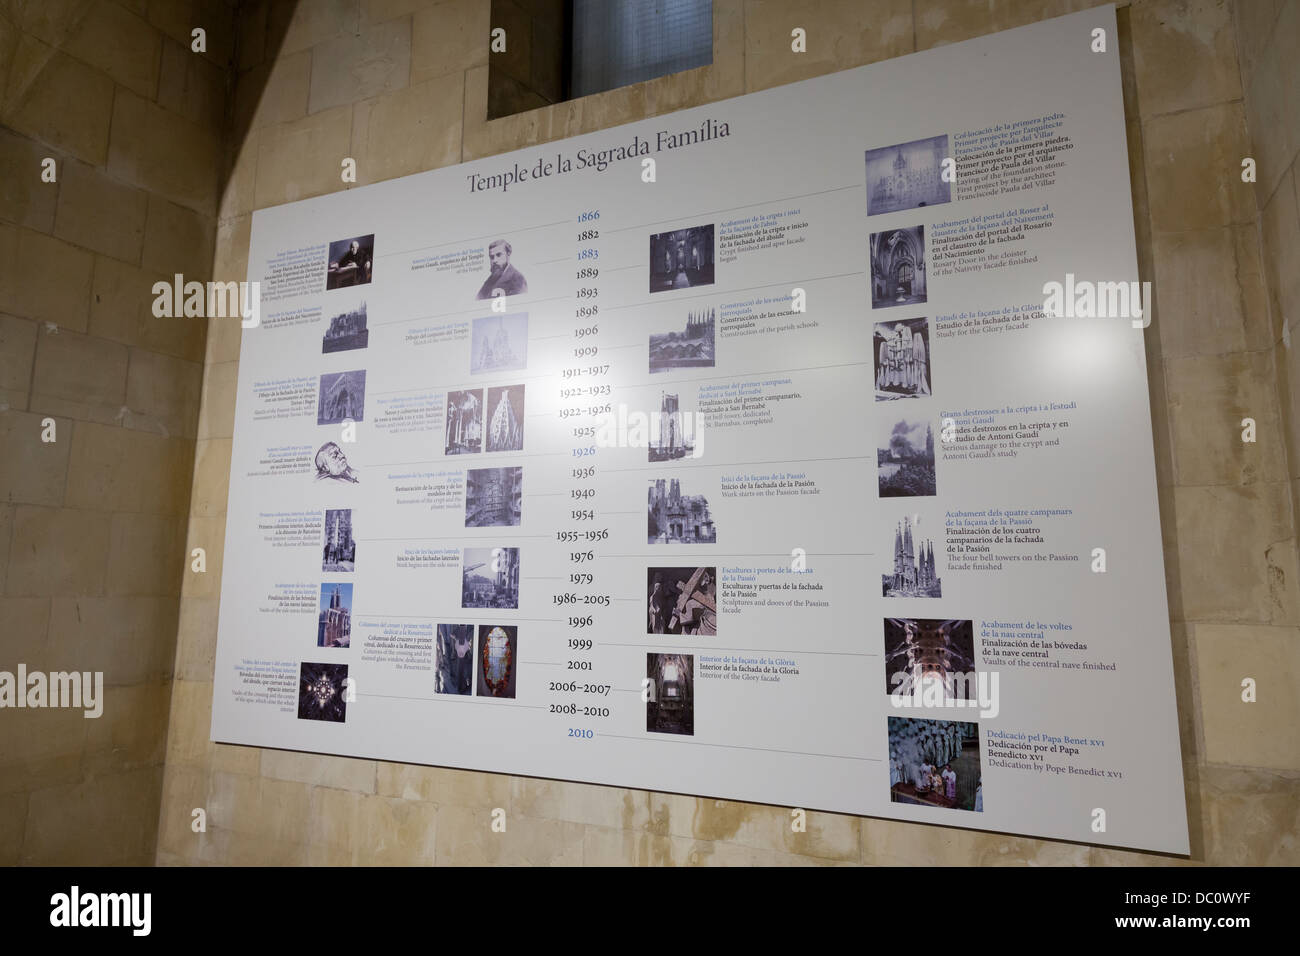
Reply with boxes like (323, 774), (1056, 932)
(476, 624), (518, 698)
(297, 662), (349, 722)
(315, 442), (358, 483)
(485, 384), (525, 453)
(317, 369), (366, 424)
(326, 235), (373, 290)
(874, 317), (931, 400)
(647, 567), (717, 635)
(646, 653), (694, 736)
(465, 466), (523, 527)
(887, 717), (982, 813)
(317, 583), (352, 648)
(866, 135), (951, 216)
(882, 618), (975, 696)
(878, 419), (936, 497)
(648, 478), (716, 544)
(462, 547), (520, 609)
(882, 515), (942, 598)
(649, 225), (714, 293)
(322, 508), (355, 571)
(476, 239), (528, 300)
(435, 623), (475, 696)
(870, 225), (927, 309)
(322, 301), (368, 353)
(445, 389), (483, 455)
(470, 312), (528, 375)
(649, 308), (715, 374)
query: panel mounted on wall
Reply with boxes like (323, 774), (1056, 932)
(212, 5), (1189, 855)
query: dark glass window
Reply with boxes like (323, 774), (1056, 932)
(488, 0), (713, 119)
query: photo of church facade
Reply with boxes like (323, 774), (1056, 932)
(648, 479), (716, 544)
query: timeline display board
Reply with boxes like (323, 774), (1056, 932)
(213, 6), (1189, 854)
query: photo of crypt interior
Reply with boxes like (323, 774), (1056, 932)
(0, 0), (1296, 877)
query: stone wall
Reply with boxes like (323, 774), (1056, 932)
(0, 0), (234, 864)
(151, 0), (1299, 865)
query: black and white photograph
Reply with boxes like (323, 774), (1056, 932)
(445, 389), (483, 455)
(470, 312), (528, 375)
(649, 225), (714, 293)
(870, 225), (927, 309)
(314, 442), (359, 483)
(297, 662), (349, 723)
(866, 135), (952, 215)
(648, 391), (696, 461)
(648, 478), (716, 543)
(322, 508), (355, 571)
(476, 624), (518, 699)
(466, 466), (523, 527)
(882, 515), (942, 598)
(317, 369), (366, 424)
(325, 234), (373, 290)
(476, 238), (528, 300)
(874, 317), (932, 400)
(878, 418), (937, 497)
(649, 307), (715, 374)
(435, 623), (475, 696)
(882, 618), (975, 696)
(485, 384), (525, 453)
(462, 547), (520, 609)
(888, 717), (982, 813)
(322, 300), (369, 353)
(317, 583), (352, 648)
(647, 567), (717, 635)
(646, 653), (694, 736)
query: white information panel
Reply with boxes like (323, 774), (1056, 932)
(213, 6), (1188, 854)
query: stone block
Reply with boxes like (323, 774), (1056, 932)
(260, 749), (377, 792)
(253, 105), (353, 207)
(6, 505), (110, 597)
(0, 128), (58, 232)
(179, 514), (226, 599)
(0, 223), (94, 330)
(1199, 764), (1300, 864)
(65, 422), (194, 515)
(744, 0), (911, 93)
(125, 347), (204, 439)
(234, 49), (311, 132)
(0, 409), (70, 506)
(1128, 0), (1240, 118)
(1165, 351), (1288, 485)
(356, 794), (438, 864)
(2, 39), (114, 166)
(89, 255), (207, 363)
(196, 360), (239, 440)
(155, 764), (210, 859)
(47, 595), (178, 684)
(63, 0), (162, 98)
(1233, 0), (1286, 88)
(1172, 482), (1298, 624)
(0, 314), (37, 408)
(279, 0), (359, 55)
(157, 37), (228, 130)
(106, 512), (188, 596)
(1195, 623), (1300, 771)
(142, 196), (216, 282)
(174, 595), (219, 681)
(145, 0), (236, 70)
(1241, 0), (1300, 204)
(31, 327), (129, 409)
(1259, 166), (1300, 339)
(190, 437), (232, 517)
(20, 766), (163, 864)
(511, 777), (651, 830)
(83, 680), (172, 775)
(0, 703), (88, 796)
(411, 0), (488, 84)
(434, 804), (583, 865)
(1144, 103), (1256, 232)
(52, 159), (149, 263)
(351, 71), (463, 184)
(108, 89), (222, 216)
(308, 15), (411, 114)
